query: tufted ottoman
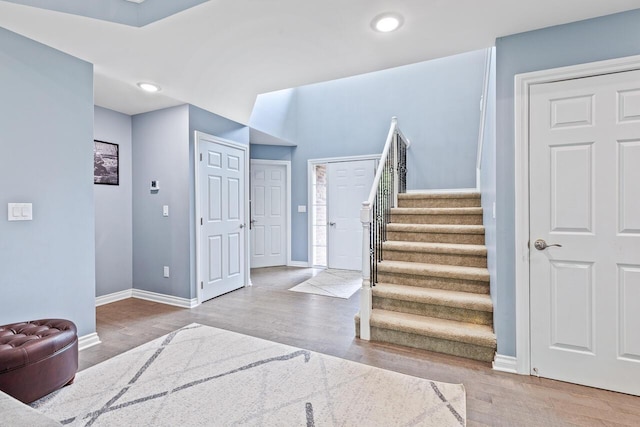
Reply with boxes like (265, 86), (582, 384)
(0, 319), (78, 403)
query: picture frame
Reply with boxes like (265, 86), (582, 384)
(94, 140), (119, 185)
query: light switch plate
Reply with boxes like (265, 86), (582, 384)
(163, 266), (170, 278)
(163, 205), (169, 217)
(8, 203), (32, 221)
(297, 205), (307, 213)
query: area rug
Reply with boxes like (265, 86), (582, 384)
(288, 268), (362, 299)
(32, 324), (466, 426)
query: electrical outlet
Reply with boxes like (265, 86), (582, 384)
(163, 266), (170, 278)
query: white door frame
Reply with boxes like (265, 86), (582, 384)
(250, 159), (292, 266)
(194, 131), (251, 305)
(514, 54), (640, 375)
(307, 154), (380, 268)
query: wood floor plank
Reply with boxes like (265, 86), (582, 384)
(80, 266), (640, 426)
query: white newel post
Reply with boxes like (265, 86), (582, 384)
(392, 133), (399, 208)
(359, 202), (372, 340)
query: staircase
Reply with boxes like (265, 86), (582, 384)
(356, 191), (497, 363)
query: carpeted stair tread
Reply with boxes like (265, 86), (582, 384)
(370, 309), (496, 348)
(378, 260), (489, 282)
(387, 223), (485, 234)
(382, 241), (487, 256)
(398, 192), (480, 200)
(391, 207), (483, 215)
(373, 283), (493, 312)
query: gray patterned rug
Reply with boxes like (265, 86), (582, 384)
(32, 324), (466, 426)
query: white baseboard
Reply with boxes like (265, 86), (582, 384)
(132, 289), (199, 309)
(95, 288), (199, 309)
(288, 261), (310, 267)
(78, 332), (101, 351)
(96, 289), (133, 307)
(493, 354), (518, 374)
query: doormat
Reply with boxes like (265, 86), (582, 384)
(288, 268), (362, 299)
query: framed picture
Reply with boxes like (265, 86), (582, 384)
(94, 140), (119, 185)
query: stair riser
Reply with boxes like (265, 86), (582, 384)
(377, 272), (489, 294)
(398, 198), (480, 208)
(383, 250), (487, 268)
(373, 296), (493, 325)
(370, 327), (495, 363)
(387, 231), (485, 245)
(391, 214), (483, 225)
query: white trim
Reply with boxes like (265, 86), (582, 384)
(514, 53), (640, 376)
(132, 288), (199, 308)
(250, 159), (292, 267)
(288, 260), (311, 268)
(78, 332), (101, 351)
(95, 289), (133, 307)
(307, 153), (381, 165)
(194, 131), (251, 304)
(476, 47), (493, 191)
(493, 354), (518, 374)
(307, 154), (381, 267)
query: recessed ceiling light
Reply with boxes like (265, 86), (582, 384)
(371, 13), (404, 33)
(137, 82), (161, 93)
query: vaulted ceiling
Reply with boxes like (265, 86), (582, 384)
(0, 0), (638, 124)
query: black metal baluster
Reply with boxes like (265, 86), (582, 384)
(369, 128), (409, 288)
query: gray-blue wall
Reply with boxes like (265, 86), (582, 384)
(0, 27), (96, 337)
(132, 104), (249, 300)
(187, 105), (249, 298)
(250, 88), (297, 143)
(94, 106), (133, 297)
(251, 49), (487, 262)
(250, 145), (293, 162)
(132, 105), (190, 299)
(495, 8), (640, 356)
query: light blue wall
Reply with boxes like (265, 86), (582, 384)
(495, 8), (640, 356)
(132, 104), (248, 300)
(187, 105), (249, 298)
(250, 145), (293, 162)
(132, 105), (190, 299)
(2, 0), (208, 27)
(0, 27), (96, 337)
(94, 106), (133, 297)
(480, 49), (498, 329)
(252, 49), (487, 262)
(250, 88), (297, 142)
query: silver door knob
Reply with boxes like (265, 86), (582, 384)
(239, 223), (246, 229)
(250, 219), (257, 224)
(534, 239), (562, 250)
(329, 222), (336, 226)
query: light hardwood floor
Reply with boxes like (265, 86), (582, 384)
(82, 267), (640, 426)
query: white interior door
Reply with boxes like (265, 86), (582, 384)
(529, 69), (640, 395)
(250, 161), (287, 268)
(198, 136), (247, 302)
(327, 159), (375, 271)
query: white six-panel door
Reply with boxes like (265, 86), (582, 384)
(327, 159), (375, 270)
(250, 161), (287, 268)
(198, 135), (247, 302)
(529, 69), (640, 395)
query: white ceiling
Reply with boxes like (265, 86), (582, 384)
(0, 0), (638, 124)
